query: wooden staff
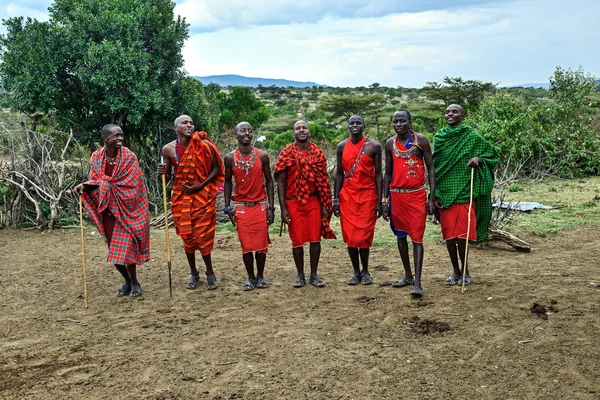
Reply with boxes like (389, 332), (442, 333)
(279, 220), (284, 237)
(461, 168), (475, 294)
(161, 156), (173, 297)
(79, 195), (89, 308)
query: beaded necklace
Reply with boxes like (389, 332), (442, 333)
(234, 147), (257, 181)
(392, 131), (419, 159)
(104, 148), (118, 165)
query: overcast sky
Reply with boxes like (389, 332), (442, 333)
(2, 0), (598, 87)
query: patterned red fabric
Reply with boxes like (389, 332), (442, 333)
(233, 148), (266, 203)
(274, 142), (335, 240)
(82, 146), (150, 265)
(439, 202), (477, 241)
(389, 134), (427, 242)
(339, 137), (377, 248)
(171, 131), (225, 255)
(232, 148), (270, 253)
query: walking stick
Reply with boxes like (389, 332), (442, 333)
(279, 220), (284, 237)
(461, 168), (475, 294)
(161, 156), (173, 297)
(78, 195), (89, 308)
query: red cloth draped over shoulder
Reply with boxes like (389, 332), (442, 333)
(82, 146), (150, 265)
(171, 131), (225, 255)
(339, 137), (377, 248)
(389, 133), (427, 243)
(274, 142), (335, 240)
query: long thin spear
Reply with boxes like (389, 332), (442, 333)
(461, 168), (475, 294)
(79, 195), (89, 308)
(161, 154), (173, 297)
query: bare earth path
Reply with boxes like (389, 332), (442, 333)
(1, 223), (599, 399)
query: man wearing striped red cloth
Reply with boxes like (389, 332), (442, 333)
(333, 115), (382, 286)
(75, 124), (150, 298)
(382, 110), (435, 298)
(158, 115), (224, 291)
(223, 122), (275, 291)
(274, 120), (336, 288)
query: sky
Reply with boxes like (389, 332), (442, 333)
(1, 0), (599, 87)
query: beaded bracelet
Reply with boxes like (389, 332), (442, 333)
(223, 206), (234, 214)
(332, 198), (339, 206)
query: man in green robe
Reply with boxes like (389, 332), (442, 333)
(432, 104), (499, 286)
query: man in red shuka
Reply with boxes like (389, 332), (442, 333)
(274, 120), (336, 288)
(333, 115), (382, 286)
(223, 122), (275, 291)
(382, 110), (436, 298)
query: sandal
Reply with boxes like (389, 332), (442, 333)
(185, 275), (200, 290)
(457, 275), (471, 286)
(392, 276), (414, 288)
(347, 274), (361, 285)
(206, 276), (218, 290)
(256, 278), (269, 289)
(243, 279), (257, 291)
(410, 285), (423, 298)
(444, 274), (460, 286)
(129, 284), (143, 297)
(117, 282), (131, 297)
(293, 276), (306, 288)
(361, 273), (373, 285)
(309, 276), (325, 287)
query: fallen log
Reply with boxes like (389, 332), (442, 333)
(488, 227), (531, 252)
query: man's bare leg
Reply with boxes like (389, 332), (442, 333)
(397, 237), (413, 280)
(309, 242), (321, 278)
(292, 246), (305, 287)
(184, 251), (201, 289)
(347, 247), (361, 278)
(242, 252), (256, 281)
(202, 253), (218, 289)
(412, 243), (424, 295)
(358, 248), (372, 284)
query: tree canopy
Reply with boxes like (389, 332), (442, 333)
(0, 0), (189, 146)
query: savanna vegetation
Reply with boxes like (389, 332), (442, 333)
(1, 0), (599, 230)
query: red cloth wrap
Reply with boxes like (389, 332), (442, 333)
(286, 195), (322, 247)
(389, 135), (427, 242)
(234, 202), (271, 253)
(439, 202), (477, 241)
(171, 131), (225, 255)
(232, 148), (270, 253)
(82, 147), (150, 266)
(274, 142), (336, 241)
(339, 137), (377, 248)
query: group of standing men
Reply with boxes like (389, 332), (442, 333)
(76, 104), (499, 299)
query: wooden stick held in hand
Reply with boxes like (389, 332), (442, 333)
(79, 195), (89, 308)
(462, 168), (475, 294)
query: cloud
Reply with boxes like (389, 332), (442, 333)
(175, 0), (510, 33)
(1, 1), (50, 21)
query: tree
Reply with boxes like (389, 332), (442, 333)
(548, 66), (599, 176)
(423, 77), (496, 110)
(319, 93), (387, 136)
(0, 0), (189, 147)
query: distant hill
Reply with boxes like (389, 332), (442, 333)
(193, 74), (325, 88)
(512, 79), (600, 89)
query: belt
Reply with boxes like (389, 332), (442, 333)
(389, 186), (425, 194)
(287, 191), (318, 201)
(234, 199), (267, 207)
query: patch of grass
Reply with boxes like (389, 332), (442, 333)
(502, 176), (600, 235)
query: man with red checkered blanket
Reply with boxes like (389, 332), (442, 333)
(75, 124), (150, 298)
(274, 120), (335, 288)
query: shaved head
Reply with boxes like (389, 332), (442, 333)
(101, 124), (120, 139)
(393, 110), (412, 121)
(294, 120), (308, 129)
(235, 121), (252, 133)
(348, 114), (363, 123)
(174, 114), (192, 126)
(447, 104), (465, 115)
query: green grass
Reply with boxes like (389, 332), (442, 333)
(214, 177), (600, 246)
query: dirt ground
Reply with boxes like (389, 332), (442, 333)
(1, 222), (599, 400)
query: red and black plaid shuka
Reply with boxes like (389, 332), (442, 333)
(81, 146), (150, 266)
(274, 142), (336, 239)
